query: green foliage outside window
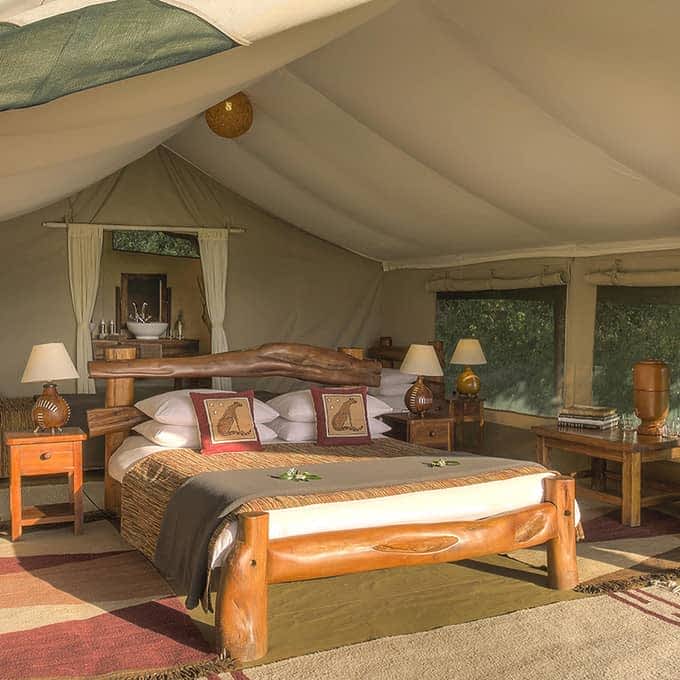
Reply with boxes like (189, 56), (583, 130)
(435, 289), (563, 415)
(593, 286), (680, 416)
(112, 230), (200, 258)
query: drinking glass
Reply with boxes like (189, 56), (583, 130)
(621, 412), (636, 432)
(668, 415), (680, 438)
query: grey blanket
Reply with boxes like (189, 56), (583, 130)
(154, 453), (542, 608)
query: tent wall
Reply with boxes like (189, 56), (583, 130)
(0, 148), (383, 398)
(381, 250), (680, 414)
(380, 250), (680, 483)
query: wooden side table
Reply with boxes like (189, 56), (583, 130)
(449, 397), (485, 450)
(5, 428), (87, 541)
(381, 412), (454, 451)
(533, 424), (680, 527)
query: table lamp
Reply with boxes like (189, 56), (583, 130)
(22, 343), (79, 432)
(400, 344), (444, 416)
(450, 338), (487, 397)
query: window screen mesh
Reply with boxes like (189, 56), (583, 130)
(112, 230), (200, 258)
(593, 286), (680, 415)
(435, 287), (565, 415)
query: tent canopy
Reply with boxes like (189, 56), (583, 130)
(4, 0), (680, 269)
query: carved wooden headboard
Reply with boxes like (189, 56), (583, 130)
(86, 343), (382, 512)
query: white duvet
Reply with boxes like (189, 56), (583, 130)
(110, 436), (580, 568)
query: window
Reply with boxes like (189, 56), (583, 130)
(435, 287), (566, 415)
(593, 286), (680, 414)
(112, 230), (200, 258)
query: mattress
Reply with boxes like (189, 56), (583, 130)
(110, 436), (580, 568)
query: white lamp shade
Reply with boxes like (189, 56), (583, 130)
(450, 338), (487, 366)
(400, 344), (444, 377)
(21, 343), (79, 383)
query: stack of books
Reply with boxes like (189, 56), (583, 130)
(558, 405), (619, 429)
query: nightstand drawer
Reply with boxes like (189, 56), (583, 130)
(16, 442), (75, 475)
(409, 420), (451, 448)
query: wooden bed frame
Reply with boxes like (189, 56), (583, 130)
(86, 342), (578, 664)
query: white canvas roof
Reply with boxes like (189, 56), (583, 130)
(4, 0), (680, 269)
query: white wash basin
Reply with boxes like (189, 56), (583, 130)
(127, 321), (168, 339)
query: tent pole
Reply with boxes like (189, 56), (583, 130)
(42, 222), (245, 234)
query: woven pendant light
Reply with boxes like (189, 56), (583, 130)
(205, 92), (253, 138)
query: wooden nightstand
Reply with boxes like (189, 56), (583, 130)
(381, 413), (454, 451)
(4, 428), (87, 541)
(449, 397), (485, 451)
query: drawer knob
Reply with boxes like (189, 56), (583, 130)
(429, 431), (437, 437)
(40, 452), (52, 461)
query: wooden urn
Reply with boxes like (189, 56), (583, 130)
(633, 360), (669, 436)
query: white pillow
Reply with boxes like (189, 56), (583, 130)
(267, 390), (392, 423)
(257, 422), (278, 443)
(269, 416), (391, 443)
(378, 394), (409, 413)
(133, 420), (199, 448)
(134, 418), (279, 446)
(136, 389), (279, 426)
(368, 383), (411, 397)
(379, 367), (417, 387)
(109, 436), (167, 483)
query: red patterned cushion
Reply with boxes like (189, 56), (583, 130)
(189, 391), (262, 454)
(311, 386), (372, 446)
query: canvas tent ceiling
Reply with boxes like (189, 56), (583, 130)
(0, 0), (390, 221)
(4, 0), (680, 269)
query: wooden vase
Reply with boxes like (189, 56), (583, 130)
(633, 360), (669, 436)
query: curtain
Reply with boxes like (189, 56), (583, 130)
(426, 270), (569, 293)
(198, 228), (231, 390)
(585, 268), (680, 286)
(67, 224), (104, 393)
(65, 169), (122, 394)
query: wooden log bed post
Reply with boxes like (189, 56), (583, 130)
(102, 346), (137, 513)
(215, 512), (270, 661)
(543, 475), (578, 590)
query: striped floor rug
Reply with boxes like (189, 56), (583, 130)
(225, 586), (680, 680)
(0, 520), (231, 680)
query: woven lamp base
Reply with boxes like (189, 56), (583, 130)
(404, 376), (433, 417)
(32, 383), (71, 433)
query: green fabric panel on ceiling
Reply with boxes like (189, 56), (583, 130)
(0, 0), (238, 111)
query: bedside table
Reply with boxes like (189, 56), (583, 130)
(381, 413), (454, 451)
(449, 396), (485, 451)
(4, 428), (87, 541)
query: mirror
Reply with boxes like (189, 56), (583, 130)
(117, 273), (171, 330)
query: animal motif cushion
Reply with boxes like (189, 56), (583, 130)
(190, 391), (262, 454)
(310, 386), (372, 446)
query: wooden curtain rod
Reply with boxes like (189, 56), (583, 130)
(43, 221), (246, 234)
